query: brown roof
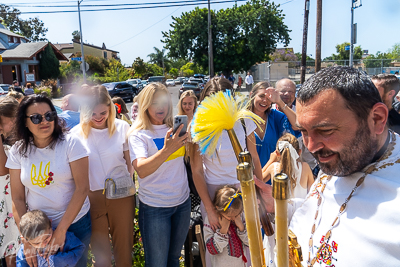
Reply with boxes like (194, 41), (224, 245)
(0, 42), (67, 60)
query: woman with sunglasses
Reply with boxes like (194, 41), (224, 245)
(6, 95), (91, 267)
(72, 86), (135, 266)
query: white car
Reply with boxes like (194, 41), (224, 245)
(166, 79), (176, 86)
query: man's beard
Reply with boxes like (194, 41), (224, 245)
(311, 123), (379, 176)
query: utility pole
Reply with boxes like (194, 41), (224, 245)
(78, 0), (86, 84)
(162, 48), (165, 76)
(300, 0), (310, 84)
(208, 0), (214, 78)
(315, 0), (322, 72)
(349, 0), (354, 67)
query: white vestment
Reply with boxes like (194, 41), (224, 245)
(289, 131), (400, 266)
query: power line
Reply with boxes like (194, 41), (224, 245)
(5, 0), (234, 8)
(4, 0), (248, 14)
(9, 0), (211, 7)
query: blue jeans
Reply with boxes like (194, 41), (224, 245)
(68, 211), (92, 267)
(139, 197), (191, 267)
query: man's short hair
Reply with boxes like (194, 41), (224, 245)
(276, 78), (296, 89)
(371, 74), (400, 95)
(12, 80), (17, 85)
(20, 210), (51, 241)
(298, 66), (381, 122)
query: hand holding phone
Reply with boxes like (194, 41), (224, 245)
(173, 115), (188, 137)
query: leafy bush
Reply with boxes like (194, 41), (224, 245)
(34, 87), (52, 98)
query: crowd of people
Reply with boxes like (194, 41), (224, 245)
(0, 67), (399, 267)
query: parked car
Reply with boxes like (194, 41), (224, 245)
(194, 74), (205, 79)
(166, 79), (176, 86)
(179, 82), (203, 99)
(141, 80), (148, 87)
(148, 76), (166, 85)
(103, 82), (136, 102)
(0, 84), (11, 96)
(126, 79), (143, 92)
(0, 88), (7, 97)
(174, 79), (181, 85)
(188, 78), (205, 89)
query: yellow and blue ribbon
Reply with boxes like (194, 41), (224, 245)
(223, 192), (242, 211)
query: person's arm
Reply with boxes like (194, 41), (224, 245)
(0, 138), (8, 176)
(191, 144), (220, 230)
(265, 87), (299, 131)
(262, 163), (278, 184)
(203, 216), (228, 255)
(246, 133), (262, 180)
(123, 150), (133, 177)
(43, 157), (89, 259)
(262, 150), (279, 173)
(133, 125), (187, 178)
(10, 169), (38, 267)
(52, 232), (85, 267)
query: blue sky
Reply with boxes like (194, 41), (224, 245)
(8, 0), (400, 66)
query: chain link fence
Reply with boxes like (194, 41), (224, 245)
(244, 59), (400, 84)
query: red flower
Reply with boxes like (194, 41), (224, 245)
(5, 192), (8, 195)
(45, 181), (50, 185)
(48, 177), (53, 181)
(114, 103), (122, 114)
(4, 218), (7, 223)
(4, 225), (7, 229)
(48, 172), (54, 176)
(5, 185), (8, 189)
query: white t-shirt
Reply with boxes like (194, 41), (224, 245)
(129, 124), (189, 207)
(6, 134), (90, 228)
(203, 119), (256, 185)
(71, 119), (131, 191)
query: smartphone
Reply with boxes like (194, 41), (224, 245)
(173, 115), (188, 137)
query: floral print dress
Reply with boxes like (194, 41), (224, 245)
(0, 146), (21, 257)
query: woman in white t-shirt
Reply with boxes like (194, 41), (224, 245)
(71, 85), (135, 267)
(191, 77), (263, 233)
(128, 83), (190, 267)
(6, 95), (91, 267)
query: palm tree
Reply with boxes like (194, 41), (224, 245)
(147, 47), (171, 73)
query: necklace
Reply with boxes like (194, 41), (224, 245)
(307, 132), (396, 267)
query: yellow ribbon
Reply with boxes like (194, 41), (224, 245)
(223, 192), (242, 211)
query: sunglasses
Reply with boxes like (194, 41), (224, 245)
(26, 111), (57, 125)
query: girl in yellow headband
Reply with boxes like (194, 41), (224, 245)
(203, 185), (249, 267)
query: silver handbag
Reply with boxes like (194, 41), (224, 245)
(103, 166), (135, 199)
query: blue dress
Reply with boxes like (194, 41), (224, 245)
(255, 109), (293, 184)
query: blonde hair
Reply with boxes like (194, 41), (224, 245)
(177, 90), (198, 162)
(128, 83), (173, 134)
(177, 90), (198, 116)
(213, 185), (243, 215)
(276, 133), (300, 195)
(7, 90), (24, 101)
(78, 85), (116, 139)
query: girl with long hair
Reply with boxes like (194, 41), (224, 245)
(263, 133), (314, 198)
(128, 83), (190, 267)
(72, 86), (135, 266)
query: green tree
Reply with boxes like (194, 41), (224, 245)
(146, 63), (164, 77)
(388, 43), (400, 60)
(39, 43), (60, 80)
(169, 68), (179, 77)
(323, 42), (362, 64)
(163, 0), (290, 76)
(295, 52), (315, 62)
(363, 52), (391, 68)
(180, 62), (202, 77)
(59, 61), (81, 83)
(148, 47), (170, 71)
(132, 57), (147, 78)
(0, 4), (47, 41)
(72, 30), (80, 42)
(103, 59), (131, 82)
